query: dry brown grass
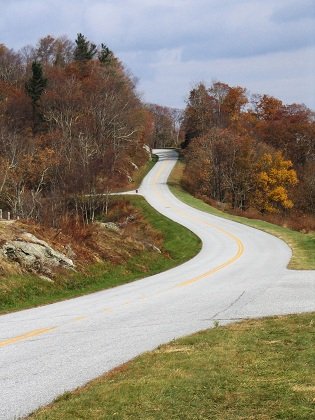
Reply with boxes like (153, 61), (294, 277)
(194, 194), (315, 233)
(0, 198), (165, 278)
(105, 199), (164, 249)
(0, 222), (28, 276)
(0, 195), (201, 313)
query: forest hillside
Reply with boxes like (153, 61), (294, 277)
(0, 34), (155, 226)
(181, 81), (315, 230)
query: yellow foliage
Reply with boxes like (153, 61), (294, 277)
(253, 152), (298, 213)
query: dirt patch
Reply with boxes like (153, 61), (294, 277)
(155, 345), (192, 354)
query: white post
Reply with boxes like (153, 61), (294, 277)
(0, 209), (2, 219)
(7, 212), (10, 221)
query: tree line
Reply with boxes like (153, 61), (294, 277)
(181, 82), (315, 216)
(0, 34), (154, 225)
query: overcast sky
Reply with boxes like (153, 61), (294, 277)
(1, 0), (315, 109)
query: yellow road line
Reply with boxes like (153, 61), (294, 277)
(103, 307), (113, 313)
(1, 157), (243, 350)
(73, 316), (87, 322)
(177, 230), (244, 287)
(0, 327), (57, 348)
(153, 162), (167, 184)
(152, 159), (245, 287)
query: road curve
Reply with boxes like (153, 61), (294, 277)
(0, 149), (314, 419)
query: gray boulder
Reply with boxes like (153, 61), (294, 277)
(100, 222), (121, 233)
(2, 233), (75, 277)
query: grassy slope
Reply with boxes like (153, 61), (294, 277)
(30, 312), (315, 419)
(113, 154), (158, 192)
(168, 160), (315, 270)
(0, 196), (201, 314)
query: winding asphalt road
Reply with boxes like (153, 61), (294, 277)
(1, 149), (314, 419)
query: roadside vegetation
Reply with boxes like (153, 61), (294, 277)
(181, 81), (315, 220)
(0, 34), (156, 227)
(0, 36), (182, 228)
(113, 154), (159, 193)
(29, 312), (315, 419)
(0, 195), (201, 314)
(169, 160), (315, 270)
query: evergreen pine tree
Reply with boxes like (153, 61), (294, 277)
(25, 61), (48, 132)
(74, 33), (97, 61)
(98, 43), (114, 64)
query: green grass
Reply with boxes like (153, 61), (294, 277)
(130, 195), (201, 265)
(29, 312), (315, 420)
(168, 161), (315, 270)
(113, 154), (158, 192)
(0, 196), (201, 314)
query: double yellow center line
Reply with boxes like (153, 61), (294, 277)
(0, 157), (245, 349)
(0, 327), (56, 348)
(151, 159), (245, 287)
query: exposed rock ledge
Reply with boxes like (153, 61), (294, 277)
(1, 232), (75, 279)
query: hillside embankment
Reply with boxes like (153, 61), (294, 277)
(0, 196), (201, 313)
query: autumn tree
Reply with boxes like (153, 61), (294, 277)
(182, 80), (315, 218)
(184, 129), (258, 209)
(208, 81), (230, 127)
(53, 36), (74, 66)
(35, 35), (56, 66)
(253, 152), (298, 213)
(0, 44), (23, 83)
(19, 44), (36, 67)
(148, 104), (179, 148)
(221, 86), (248, 129)
(253, 94), (283, 121)
(182, 81), (250, 148)
(182, 134), (213, 196)
(40, 37), (150, 223)
(0, 34), (153, 225)
(183, 128), (298, 213)
(251, 95), (315, 167)
(297, 161), (315, 213)
(182, 83), (216, 147)
(33, 35), (74, 67)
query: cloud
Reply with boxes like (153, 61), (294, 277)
(271, 0), (315, 23)
(4, 0), (314, 57)
(1, 0), (314, 109)
(136, 46), (315, 109)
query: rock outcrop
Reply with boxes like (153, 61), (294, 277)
(143, 144), (152, 158)
(99, 222), (121, 233)
(2, 232), (75, 279)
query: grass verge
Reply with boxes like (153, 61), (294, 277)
(29, 312), (315, 419)
(113, 154), (158, 192)
(0, 196), (201, 314)
(168, 160), (315, 270)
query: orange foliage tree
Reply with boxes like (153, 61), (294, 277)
(0, 35), (152, 225)
(182, 80), (314, 216)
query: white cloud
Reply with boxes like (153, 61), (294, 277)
(1, 0), (314, 109)
(137, 46), (315, 109)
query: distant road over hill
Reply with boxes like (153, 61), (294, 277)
(1, 149), (314, 419)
